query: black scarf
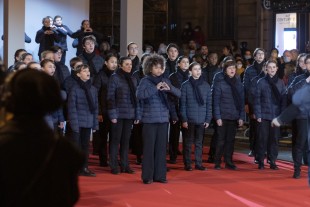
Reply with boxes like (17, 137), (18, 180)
(257, 70), (266, 79)
(146, 74), (168, 107)
(265, 75), (281, 105)
(77, 79), (96, 114)
(305, 70), (310, 78)
(189, 76), (204, 106)
(177, 68), (189, 83)
(55, 62), (64, 85)
(224, 74), (242, 111)
(254, 61), (264, 75)
(82, 51), (97, 77)
(118, 69), (137, 107)
(103, 66), (114, 78)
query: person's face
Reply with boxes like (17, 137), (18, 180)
(44, 52), (55, 61)
(100, 42), (109, 51)
(49, 18), (53, 26)
(305, 58), (310, 72)
(222, 47), (230, 55)
(53, 49), (62, 62)
(128, 44), (139, 57)
(83, 40), (95, 53)
(82, 21), (90, 29)
(151, 64), (164, 77)
(105, 57), (118, 71)
(167, 47), (179, 61)
(208, 54), (218, 66)
(77, 68), (91, 81)
(23, 55), (33, 64)
(42, 62), (56, 76)
(191, 64), (202, 79)
(43, 19), (50, 27)
(120, 59), (132, 73)
(17, 51), (26, 61)
(236, 61), (243, 69)
(271, 50), (278, 59)
(188, 40), (196, 49)
(266, 62), (278, 77)
(298, 56), (306, 69)
(254, 50), (265, 63)
(225, 65), (236, 78)
(200, 46), (209, 55)
(178, 58), (189, 71)
(54, 17), (62, 26)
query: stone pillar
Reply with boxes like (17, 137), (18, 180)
(120, 0), (143, 57)
(3, 0), (25, 68)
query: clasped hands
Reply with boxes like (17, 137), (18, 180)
(156, 82), (170, 91)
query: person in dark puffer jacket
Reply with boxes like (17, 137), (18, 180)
(243, 48), (266, 157)
(213, 60), (245, 170)
(163, 43), (180, 78)
(107, 56), (139, 175)
(136, 54), (181, 184)
(286, 54), (310, 178)
(254, 60), (287, 170)
(180, 62), (212, 171)
(79, 35), (104, 79)
(68, 64), (98, 177)
(93, 53), (118, 167)
(168, 56), (190, 164)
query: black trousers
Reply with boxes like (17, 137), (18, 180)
(255, 120), (279, 163)
(131, 123), (143, 157)
(292, 119), (308, 169)
(249, 118), (257, 152)
(169, 120), (180, 161)
(214, 120), (237, 164)
(208, 119), (217, 158)
(109, 119), (133, 170)
(72, 127), (92, 169)
(183, 123), (204, 166)
(142, 123), (168, 181)
(92, 117), (111, 165)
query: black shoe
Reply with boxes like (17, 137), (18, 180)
(184, 165), (193, 171)
(136, 156), (142, 165)
(166, 167), (170, 172)
(121, 167), (135, 174)
(80, 168), (96, 177)
(225, 163), (237, 170)
(270, 164), (279, 170)
(195, 165), (206, 171)
(143, 179), (153, 184)
(254, 159), (259, 164)
(154, 179), (167, 183)
(258, 162), (264, 169)
(248, 150), (254, 157)
(168, 159), (177, 164)
(293, 170), (301, 179)
(111, 168), (120, 175)
(214, 164), (221, 170)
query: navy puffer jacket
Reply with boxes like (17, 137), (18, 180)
(212, 75), (245, 121)
(136, 76), (181, 123)
(254, 76), (287, 120)
(107, 69), (139, 120)
(180, 79), (212, 124)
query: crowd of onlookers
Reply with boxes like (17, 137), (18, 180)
(1, 16), (309, 185)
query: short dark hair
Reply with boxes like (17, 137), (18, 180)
(166, 43), (179, 54)
(143, 54), (165, 75)
(188, 62), (201, 71)
(253, 48), (265, 57)
(82, 35), (96, 46)
(74, 64), (89, 75)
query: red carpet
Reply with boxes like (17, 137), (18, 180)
(76, 150), (310, 207)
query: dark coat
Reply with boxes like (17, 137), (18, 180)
(243, 63), (261, 103)
(254, 76), (287, 120)
(163, 58), (177, 78)
(54, 24), (73, 51)
(0, 118), (83, 207)
(68, 83), (99, 132)
(71, 29), (103, 56)
(202, 65), (221, 86)
(136, 76), (181, 123)
(180, 79), (212, 124)
(212, 75), (245, 121)
(35, 26), (59, 56)
(79, 53), (104, 77)
(107, 69), (138, 120)
(54, 62), (71, 86)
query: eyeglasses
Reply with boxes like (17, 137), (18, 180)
(129, 47), (139, 51)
